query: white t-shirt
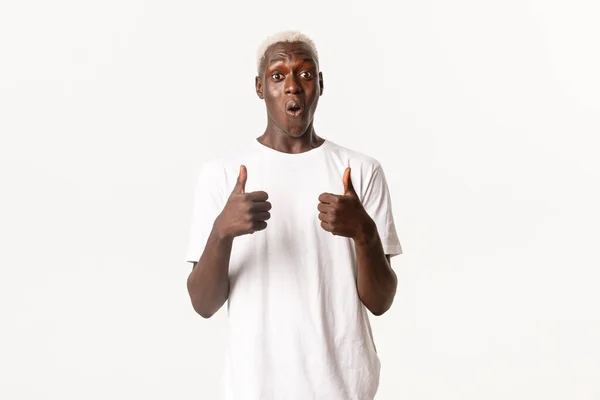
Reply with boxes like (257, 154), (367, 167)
(185, 138), (402, 400)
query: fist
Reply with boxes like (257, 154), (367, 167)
(318, 167), (373, 240)
(215, 165), (271, 239)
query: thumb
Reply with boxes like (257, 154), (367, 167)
(233, 165), (247, 194)
(343, 167), (356, 196)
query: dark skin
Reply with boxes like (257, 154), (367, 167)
(187, 41), (397, 318)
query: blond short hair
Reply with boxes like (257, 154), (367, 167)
(256, 30), (319, 74)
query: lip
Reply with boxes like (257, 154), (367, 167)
(285, 100), (304, 118)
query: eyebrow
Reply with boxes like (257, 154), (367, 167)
(268, 57), (316, 66)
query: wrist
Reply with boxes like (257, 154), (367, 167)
(353, 217), (377, 246)
(213, 216), (235, 242)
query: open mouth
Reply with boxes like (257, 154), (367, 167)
(285, 100), (304, 118)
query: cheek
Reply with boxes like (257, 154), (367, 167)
(304, 84), (320, 102)
(308, 94), (320, 111)
(264, 82), (280, 97)
(264, 92), (280, 109)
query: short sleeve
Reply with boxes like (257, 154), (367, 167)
(184, 161), (226, 264)
(360, 165), (403, 258)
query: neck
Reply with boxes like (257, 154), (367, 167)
(258, 122), (323, 154)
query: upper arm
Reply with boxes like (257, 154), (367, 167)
(184, 161), (226, 264)
(361, 165), (403, 258)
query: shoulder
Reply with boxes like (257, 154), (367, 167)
(325, 140), (383, 172)
(194, 141), (263, 195)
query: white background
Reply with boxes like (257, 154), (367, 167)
(1, 0), (599, 399)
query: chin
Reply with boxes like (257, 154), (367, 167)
(286, 130), (306, 137)
(285, 124), (310, 137)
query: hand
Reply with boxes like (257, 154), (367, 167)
(318, 167), (375, 241)
(215, 165), (271, 239)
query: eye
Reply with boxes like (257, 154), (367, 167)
(300, 71), (314, 79)
(271, 73), (283, 81)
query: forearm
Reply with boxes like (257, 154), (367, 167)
(187, 222), (233, 318)
(354, 219), (398, 316)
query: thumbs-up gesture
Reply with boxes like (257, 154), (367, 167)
(215, 165), (271, 239)
(317, 167), (374, 241)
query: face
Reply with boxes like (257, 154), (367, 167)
(255, 41), (324, 138)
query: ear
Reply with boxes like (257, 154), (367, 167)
(319, 71), (324, 96)
(255, 76), (264, 99)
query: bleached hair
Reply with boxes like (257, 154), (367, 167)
(256, 30), (319, 74)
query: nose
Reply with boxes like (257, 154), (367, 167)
(284, 73), (302, 95)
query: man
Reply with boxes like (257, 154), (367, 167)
(185, 30), (403, 400)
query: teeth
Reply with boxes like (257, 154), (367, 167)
(287, 101), (302, 111)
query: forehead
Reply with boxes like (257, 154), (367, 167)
(264, 41), (317, 66)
